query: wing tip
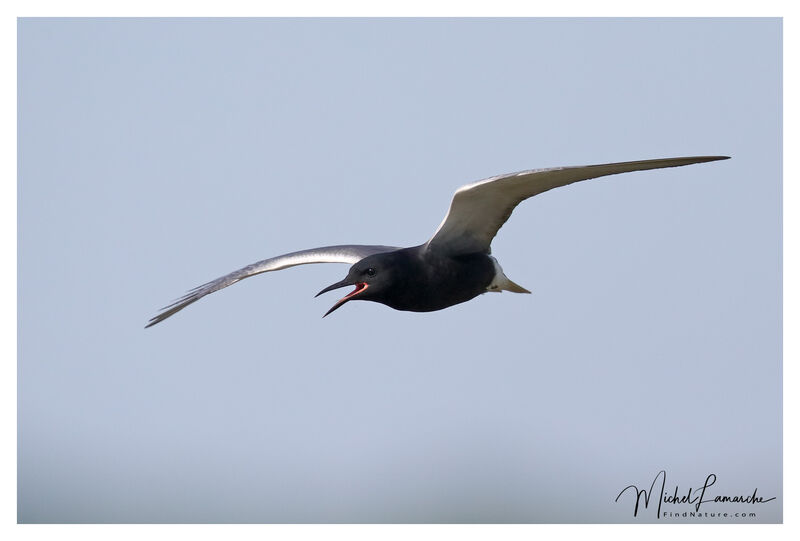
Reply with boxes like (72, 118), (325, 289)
(144, 313), (165, 328)
(695, 155), (730, 162)
(144, 310), (174, 329)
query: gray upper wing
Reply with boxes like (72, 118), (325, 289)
(425, 156), (729, 255)
(146, 244), (400, 327)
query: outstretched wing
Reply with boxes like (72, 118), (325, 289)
(146, 244), (400, 327)
(426, 156), (729, 255)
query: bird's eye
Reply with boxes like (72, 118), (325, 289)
(365, 267), (376, 277)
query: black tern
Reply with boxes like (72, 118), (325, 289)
(146, 156), (728, 327)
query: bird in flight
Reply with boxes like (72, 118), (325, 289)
(146, 156), (728, 327)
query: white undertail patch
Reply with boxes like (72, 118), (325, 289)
(487, 257), (531, 294)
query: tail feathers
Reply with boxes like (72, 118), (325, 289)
(501, 278), (531, 294)
(486, 268), (531, 294)
(487, 257), (532, 294)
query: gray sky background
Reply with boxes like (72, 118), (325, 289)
(18, 18), (781, 523)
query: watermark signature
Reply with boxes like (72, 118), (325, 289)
(615, 470), (776, 519)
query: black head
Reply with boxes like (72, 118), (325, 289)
(315, 253), (397, 317)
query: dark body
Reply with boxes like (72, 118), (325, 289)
(338, 246), (497, 313)
(384, 247), (495, 311)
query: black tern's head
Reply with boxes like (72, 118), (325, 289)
(315, 254), (395, 317)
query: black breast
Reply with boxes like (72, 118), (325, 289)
(378, 246), (496, 312)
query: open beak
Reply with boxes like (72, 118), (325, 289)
(315, 278), (369, 317)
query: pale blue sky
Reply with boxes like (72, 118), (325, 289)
(18, 18), (781, 523)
